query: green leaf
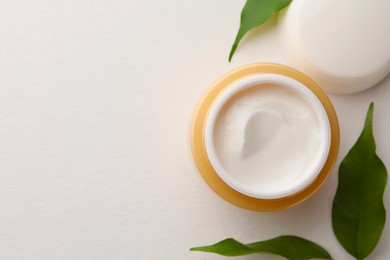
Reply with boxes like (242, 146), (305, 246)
(229, 0), (292, 62)
(190, 236), (333, 259)
(332, 103), (387, 260)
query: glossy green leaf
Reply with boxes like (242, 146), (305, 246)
(229, 0), (292, 62)
(332, 103), (387, 260)
(190, 236), (332, 259)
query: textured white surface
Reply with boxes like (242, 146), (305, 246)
(0, 1), (389, 259)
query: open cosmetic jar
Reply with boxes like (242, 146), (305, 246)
(190, 63), (340, 211)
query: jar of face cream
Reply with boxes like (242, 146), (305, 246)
(190, 63), (340, 211)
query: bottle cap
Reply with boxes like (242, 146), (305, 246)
(279, 0), (390, 94)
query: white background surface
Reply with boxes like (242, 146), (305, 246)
(0, 1), (389, 259)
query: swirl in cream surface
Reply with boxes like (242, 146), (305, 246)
(213, 85), (326, 195)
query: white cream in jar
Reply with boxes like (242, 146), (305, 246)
(205, 74), (331, 199)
